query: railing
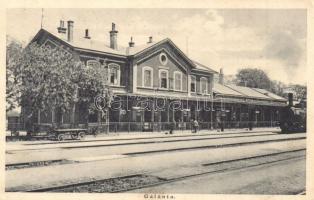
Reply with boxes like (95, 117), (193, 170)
(7, 121), (279, 134)
(104, 121), (279, 133)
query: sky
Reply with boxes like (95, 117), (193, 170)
(6, 8), (307, 85)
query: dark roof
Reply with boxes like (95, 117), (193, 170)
(33, 28), (216, 74)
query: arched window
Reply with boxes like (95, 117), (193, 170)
(190, 75), (196, 93)
(108, 63), (120, 86)
(200, 77), (208, 94)
(174, 71), (182, 91)
(159, 69), (168, 89)
(142, 66), (153, 88)
(86, 60), (100, 68)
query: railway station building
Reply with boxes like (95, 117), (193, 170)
(22, 20), (287, 133)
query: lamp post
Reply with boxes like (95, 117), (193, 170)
(255, 109), (260, 127)
(210, 91), (214, 130)
(212, 96), (224, 132)
(153, 87), (158, 132)
(220, 97), (224, 132)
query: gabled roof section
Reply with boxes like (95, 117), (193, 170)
(192, 60), (218, 74)
(213, 83), (243, 97)
(30, 28), (127, 57)
(214, 83), (287, 102)
(130, 38), (197, 69)
(30, 28), (216, 74)
(69, 37), (127, 56)
(126, 40), (161, 56)
(252, 88), (286, 101)
(226, 85), (272, 99)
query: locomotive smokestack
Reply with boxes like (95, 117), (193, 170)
(288, 93), (293, 107)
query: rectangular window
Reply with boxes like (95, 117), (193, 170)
(191, 75), (196, 92)
(110, 68), (118, 85)
(144, 70), (152, 87)
(160, 70), (168, 89)
(174, 72), (182, 91)
(108, 64), (120, 86)
(200, 77), (207, 94)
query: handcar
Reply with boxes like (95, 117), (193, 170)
(47, 128), (87, 141)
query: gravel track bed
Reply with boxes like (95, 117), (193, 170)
(49, 175), (165, 193)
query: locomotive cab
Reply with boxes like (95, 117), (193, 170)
(279, 93), (306, 133)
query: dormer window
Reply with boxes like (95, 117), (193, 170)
(108, 63), (120, 86)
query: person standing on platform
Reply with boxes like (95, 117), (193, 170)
(193, 119), (199, 133)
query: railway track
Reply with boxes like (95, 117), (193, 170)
(22, 149), (305, 193)
(6, 136), (305, 170)
(123, 136), (305, 156)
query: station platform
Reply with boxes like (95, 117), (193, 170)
(6, 127), (281, 144)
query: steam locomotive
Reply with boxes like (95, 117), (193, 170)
(279, 93), (306, 133)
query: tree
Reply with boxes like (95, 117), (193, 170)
(223, 74), (237, 85)
(270, 80), (287, 97)
(79, 62), (115, 133)
(289, 84), (306, 100)
(235, 68), (272, 89)
(6, 38), (23, 112)
(16, 42), (87, 123)
(8, 40), (114, 128)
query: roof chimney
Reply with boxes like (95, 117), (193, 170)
(219, 68), (224, 85)
(109, 23), (118, 50)
(147, 36), (153, 44)
(84, 29), (91, 39)
(129, 37), (135, 47)
(57, 20), (66, 34)
(67, 20), (74, 42)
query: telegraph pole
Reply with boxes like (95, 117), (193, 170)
(186, 36), (189, 56)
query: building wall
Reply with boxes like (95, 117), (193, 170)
(23, 30), (285, 132)
(137, 51), (188, 92)
(190, 72), (213, 95)
(79, 54), (128, 88)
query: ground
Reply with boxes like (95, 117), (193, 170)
(5, 128), (306, 194)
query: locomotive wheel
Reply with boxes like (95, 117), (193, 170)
(78, 132), (86, 140)
(57, 134), (65, 141)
